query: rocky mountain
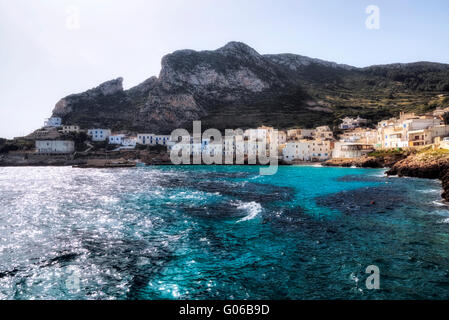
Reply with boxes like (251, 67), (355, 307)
(51, 42), (449, 133)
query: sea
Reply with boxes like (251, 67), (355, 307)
(1, 165), (449, 300)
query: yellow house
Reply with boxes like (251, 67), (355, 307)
(377, 112), (443, 149)
(408, 125), (449, 147)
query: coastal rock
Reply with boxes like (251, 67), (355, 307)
(386, 150), (449, 202)
(386, 153), (443, 179)
(440, 166), (449, 201)
(322, 154), (407, 169)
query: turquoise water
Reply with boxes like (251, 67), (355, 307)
(0, 165), (449, 299)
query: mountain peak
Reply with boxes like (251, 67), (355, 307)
(216, 41), (260, 57)
(51, 42), (449, 135)
(95, 77), (124, 95)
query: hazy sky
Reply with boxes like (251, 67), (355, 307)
(1, 0), (449, 138)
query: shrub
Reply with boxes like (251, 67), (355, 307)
(0, 144), (19, 154)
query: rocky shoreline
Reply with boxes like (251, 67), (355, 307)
(385, 151), (449, 202)
(324, 149), (449, 202)
(0, 150), (172, 167)
(0, 151), (284, 167)
(322, 154), (407, 168)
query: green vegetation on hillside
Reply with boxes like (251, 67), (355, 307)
(0, 139), (35, 153)
(368, 148), (414, 158)
(415, 146), (449, 160)
(299, 64), (449, 128)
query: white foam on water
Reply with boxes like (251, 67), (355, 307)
(236, 201), (262, 222)
(370, 171), (387, 177)
(433, 200), (448, 207)
(418, 189), (440, 194)
(439, 218), (449, 224)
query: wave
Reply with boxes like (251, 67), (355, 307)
(439, 218), (449, 224)
(236, 201), (262, 222)
(370, 172), (387, 177)
(418, 189), (440, 194)
(433, 200), (448, 207)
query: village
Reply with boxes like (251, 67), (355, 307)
(3, 106), (449, 167)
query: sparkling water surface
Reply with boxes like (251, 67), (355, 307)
(0, 165), (448, 300)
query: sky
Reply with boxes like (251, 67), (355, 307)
(1, 0), (449, 138)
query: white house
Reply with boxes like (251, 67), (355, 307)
(122, 136), (137, 148)
(61, 125), (80, 134)
(332, 142), (374, 159)
(377, 113), (443, 149)
(204, 143), (223, 157)
(108, 134), (137, 149)
(154, 135), (171, 146)
(287, 128), (315, 141)
(283, 139), (333, 162)
(278, 131), (287, 144)
(339, 128), (377, 145)
(339, 116), (368, 130)
(137, 134), (171, 146)
(309, 140), (333, 161)
(44, 117), (62, 127)
(87, 129), (111, 142)
(191, 143), (203, 156)
(283, 141), (311, 161)
(313, 126), (334, 140)
(166, 141), (176, 152)
(109, 134), (126, 145)
(35, 140), (75, 154)
(137, 134), (155, 145)
(245, 128), (269, 142)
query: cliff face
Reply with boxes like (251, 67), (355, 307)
(51, 41), (449, 133)
(53, 42), (312, 133)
